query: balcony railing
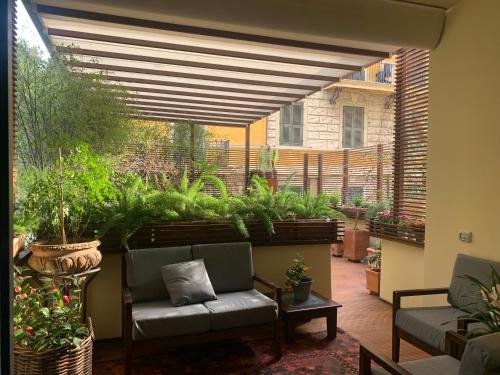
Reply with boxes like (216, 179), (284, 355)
(345, 62), (394, 84)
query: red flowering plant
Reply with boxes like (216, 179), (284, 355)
(374, 211), (403, 225)
(13, 266), (89, 351)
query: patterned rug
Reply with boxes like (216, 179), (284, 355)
(93, 329), (360, 375)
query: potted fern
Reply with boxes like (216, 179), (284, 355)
(17, 145), (115, 274)
(285, 254), (312, 302)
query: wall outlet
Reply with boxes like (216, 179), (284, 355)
(459, 232), (472, 243)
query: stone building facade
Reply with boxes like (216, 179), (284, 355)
(266, 86), (394, 150)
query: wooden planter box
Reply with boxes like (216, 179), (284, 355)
(98, 219), (345, 252)
(365, 268), (380, 295)
(339, 207), (367, 219)
(367, 219), (425, 247)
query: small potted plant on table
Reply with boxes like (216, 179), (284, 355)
(285, 254), (312, 302)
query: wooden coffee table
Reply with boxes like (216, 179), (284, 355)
(280, 290), (342, 343)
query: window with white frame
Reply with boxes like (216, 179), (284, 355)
(279, 103), (303, 146)
(342, 106), (364, 148)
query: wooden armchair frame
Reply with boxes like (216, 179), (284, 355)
(392, 288), (450, 361)
(122, 256), (282, 375)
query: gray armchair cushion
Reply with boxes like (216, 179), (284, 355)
(126, 246), (192, 303)
(203, 289), (278, 330)
(192, 242), (254, 293)
(448, 254), (500, 313)
(460, 332), (500, 375)
(161, 259), (216, 306)
(396, 306), (470, 351)
(371, 356), (460, 375)
(132, 300), (210, 340)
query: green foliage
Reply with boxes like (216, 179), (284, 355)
(291, 192), (346, 220)
(460, 266), (500, 337)
(365, 201), (390, 220)
(328, 192), (340, 207)
(16, 144), (117, 242)
(363, 251), (381, 270)
(13, 266), (89, 351)
(353, 195), (364, 208)
(285, 254), (311, 287)
(16, 40), (134, 169)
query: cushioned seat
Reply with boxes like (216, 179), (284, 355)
(371, 355), (461, 375)
(395, 306), (486, 351)
(203, 289), (278, 330)
(132, 300), (210, 340)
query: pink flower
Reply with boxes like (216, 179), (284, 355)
(62, 295), (72, 304)
(19, 293), (28, 300)
(14, 287), (22, 294)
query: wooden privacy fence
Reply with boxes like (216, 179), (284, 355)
(120, 143), (394, 205)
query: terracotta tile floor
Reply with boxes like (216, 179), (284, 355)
(295, 255), (429, 362)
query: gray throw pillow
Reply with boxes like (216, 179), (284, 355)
(161, 259), (217, 306)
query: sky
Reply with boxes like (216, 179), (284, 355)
(16, 0), (50, 59)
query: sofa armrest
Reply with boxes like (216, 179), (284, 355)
(254, 274), (282, 310)
(393, 287), (449, 311)
(359, 343), (412, 375)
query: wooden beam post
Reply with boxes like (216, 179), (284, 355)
(317, 154), (323, 195)
(303, 153), (309, 193)
(376, 144), (384, 202)
(244, 124), (250, 190)
(0, 0), (14, 372)
(342, 149), (349, 205)
(189, 123), (195, 180)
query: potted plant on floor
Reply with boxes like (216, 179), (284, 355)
(13, 266), (94, 374)
(17, 145), (115, 275)
(343, 195), (369, 262)
(285, 254), (312, 302)
(363, 245), (381, 295)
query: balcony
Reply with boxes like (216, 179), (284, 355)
(344, 61), (395, 85)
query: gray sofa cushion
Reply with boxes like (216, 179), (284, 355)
(161, 259), (216, 306)
(203, 289), (278, 330)
(396, 306), (479, 352)
(192, 242), (254, 293)
(126, 246), (192, 303)
(132, 300), (210, 341)
(371, 355), (461, 375)
(460, 332), (500, 375)
(448, 254), (500, 313)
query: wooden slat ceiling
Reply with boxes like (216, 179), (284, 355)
(28, 2), (395, 128)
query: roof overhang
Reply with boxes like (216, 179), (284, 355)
(24, 0), (444, 126)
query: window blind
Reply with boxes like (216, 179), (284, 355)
(393, 49), (429, 219)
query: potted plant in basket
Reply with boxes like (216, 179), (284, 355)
(363, 244), (382, 295)
(16, 145), (115, 274)
(13, 266), (93, 374)
(285, 254), (312, 302)
(343, 195), (370, 262)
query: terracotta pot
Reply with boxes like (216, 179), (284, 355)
(266, 177), (278, 193)
(343, 229), (369, 262)
(365, 268), (380, 295)
(13, 234), (25, 257)
(28, 239), (101, 275)
(331, 243), (344, 257)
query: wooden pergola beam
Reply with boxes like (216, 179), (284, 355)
(128, 105), (259, 121)
(49, 28), (364, 71)
(58, 46), (342, 82)
(37, 5), (389, 58)
(70, 61), (324, 91)
(134, 109), (257, 123)
(130, 115), (248, 127)
(104, 76), (305, 99)
(126, 100), (270, 116)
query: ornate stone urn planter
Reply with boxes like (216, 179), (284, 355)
(28, 239), (102, 275)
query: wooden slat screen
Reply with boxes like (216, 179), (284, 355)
(393, 49), (429, 219)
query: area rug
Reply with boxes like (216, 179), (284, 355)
(93, 328), (359, 375)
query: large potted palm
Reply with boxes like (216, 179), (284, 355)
(17, 145), (115, 275)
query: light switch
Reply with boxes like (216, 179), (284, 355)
(459, 232), (472, 243)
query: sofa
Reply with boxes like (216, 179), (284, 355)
(392, 253), (500, 361)
(360, 332), (500, 375)
(122, 242), (281, 374)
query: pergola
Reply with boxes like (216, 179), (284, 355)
(1, 0), (446, 371)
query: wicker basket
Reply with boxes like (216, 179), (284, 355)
(13, 319), (94, 375)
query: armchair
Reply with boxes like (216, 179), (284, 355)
(392, 254), (500, 361)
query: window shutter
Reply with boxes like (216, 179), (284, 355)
(353, 107), (364, 148)
(280, 106), (291, 145)
(343, 107), (353, 148)
(343, 106), (364, 148)
(393, 49), (429, 219)
(292, 103), (303, 146)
